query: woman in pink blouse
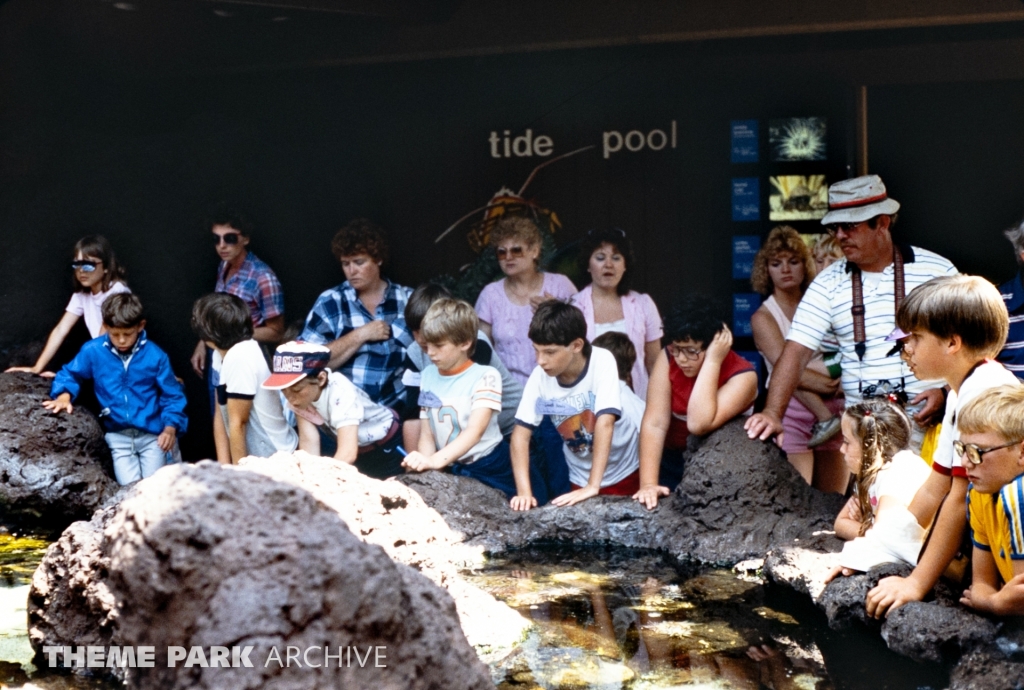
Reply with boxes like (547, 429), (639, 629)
(571, 228), (662, 399)
(475, 216), (577, 386)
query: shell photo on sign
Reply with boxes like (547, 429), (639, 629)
(769, 175), (828, 221)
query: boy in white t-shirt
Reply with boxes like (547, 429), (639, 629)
(262, 341), (404, 479)
(866, 275), (1020, 619)
(191, 293), (297, 462)
(401, 299), (538, 499)
(592, 331), (647, 424)
(510, 301), (641, 511)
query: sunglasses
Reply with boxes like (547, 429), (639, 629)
(954, 438), (1022, 466)
(825, 222), (864, 235)
(71, 260), (101, 273)
(667, 344), (703, 361)
(859, 378), (909, 407)
(496, 246), (525, 259)
(214, 233), (241, 246)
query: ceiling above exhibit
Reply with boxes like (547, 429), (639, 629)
(2, 0), (1024, 76)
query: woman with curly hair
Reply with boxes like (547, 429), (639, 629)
(750, 225), (845, 492)
(633, 296), (758, 509)
(300, 218), (414, 415)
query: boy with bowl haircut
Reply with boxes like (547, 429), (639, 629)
(867, 275), (1019, 618)
(592, 331), (647, 428)
(401, 299), (537, 498)
(510, 301), (641, 511)
(957, 384), (1024, 616)
(262, 341), (403, 479)
(191, 293), (298, 463)
(45, 293), (187, 485)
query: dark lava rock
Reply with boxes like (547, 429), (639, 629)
(817, 562), (913, 631)
(0, 373), (117, 525)
(882, 601), (998, 663)
(29, 461), (493, 690)
(398, 419), (845, 565)
(949, 646), (1024, 690)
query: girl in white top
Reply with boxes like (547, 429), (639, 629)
(828, 399), (931, 581)
(7, 235), (130, 377)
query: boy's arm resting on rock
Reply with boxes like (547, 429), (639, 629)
(867, 476), (968, 618)
(509, 424), (536, 511)
(296, 416), (321, 456)
(908, 468), (953, 529)
(333, 425), (360, 465)
(634, 352), (671, 509)
(552, 413), (615, 507)
(406, 408), (493, 471)
(399, 414), (437, 472)
(42, 392), (74, 414)
(226, 398), (253, 462)
(49, 347), (94, 404)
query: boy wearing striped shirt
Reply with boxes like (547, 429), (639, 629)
(402, 299), (529, 499)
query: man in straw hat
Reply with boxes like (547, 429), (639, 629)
(746, 174), (956, 444)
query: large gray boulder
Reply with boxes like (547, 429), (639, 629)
(0, 372), (118, 524)
(28, 461), (493, 689)
(397, 419), (845, 564)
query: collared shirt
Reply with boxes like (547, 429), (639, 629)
(998, 271), (1024, 380)
(215, 252), (284, 327)
(968, 474), (1024, 586)
(299, 279), (414, 411)
(786, 245), (957, 405)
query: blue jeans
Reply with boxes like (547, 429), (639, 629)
(529, 417), (571, 503)
(105, 428), (179, 485)
(450, 440), (543, 501)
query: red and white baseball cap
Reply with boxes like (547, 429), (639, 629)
(262, 341), (330, 390)
(821, 174), (901, 225)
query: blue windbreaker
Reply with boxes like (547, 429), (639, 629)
(50, 331), (188, 435)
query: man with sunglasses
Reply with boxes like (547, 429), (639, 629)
(189, 207), (285, 460)
(746, 175), (956, 452)
(956, 385), (1024, 617)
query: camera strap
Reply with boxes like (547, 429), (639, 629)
(850, 245), (905, 361)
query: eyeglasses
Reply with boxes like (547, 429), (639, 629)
(954, 438), (1022, 466)
(667, 344), (703, 360)
(496, 246), (525, 259)
(825, 222), (865, 236)
(214, 233), (241, 246)
(71, 261), (101, 273)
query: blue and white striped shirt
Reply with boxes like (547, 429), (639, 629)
(997, 271), (1024, 380)
(787, 245), (957, 405)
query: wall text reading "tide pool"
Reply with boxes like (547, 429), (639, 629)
(42, 645), (388, 669)
(488, 121), (677, 159)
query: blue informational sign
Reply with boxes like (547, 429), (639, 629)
(730, 120), (759, 163)
(732, 235), (761, 280)
(731, 177), (760, 221)
(732, 293), (761, 337)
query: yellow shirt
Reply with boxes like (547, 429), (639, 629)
(968, 474), (1024, 585)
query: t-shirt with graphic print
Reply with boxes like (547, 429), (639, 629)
(515, 347), (639, 488)
(418, 361), (503, 465)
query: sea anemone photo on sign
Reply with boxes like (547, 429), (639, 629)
(769, 117), (826, 161)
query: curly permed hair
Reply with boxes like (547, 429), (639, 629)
(749, 226), (816, 296)
(331, 218), (390, 265)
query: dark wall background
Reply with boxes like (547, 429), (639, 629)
(2, 5), (1023, 456)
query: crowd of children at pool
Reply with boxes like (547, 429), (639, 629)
(9, 174), (1024, 621)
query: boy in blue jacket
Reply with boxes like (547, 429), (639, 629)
(45, 293), (188, 484)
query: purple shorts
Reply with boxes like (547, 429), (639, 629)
(782, 395), (845, 455)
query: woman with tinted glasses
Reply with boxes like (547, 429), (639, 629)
(633, 296), (758, 509)
(474, 216), (576, 385)
(571, 228), (662, 399)
(6, 235), (130, 377)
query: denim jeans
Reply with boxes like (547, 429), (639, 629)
(104, 428), (178, 485)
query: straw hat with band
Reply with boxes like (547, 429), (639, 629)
(821, 174), (901, 226)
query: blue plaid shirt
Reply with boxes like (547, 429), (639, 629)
(215, 252), (284, 327)
(300, 279), (414, 411)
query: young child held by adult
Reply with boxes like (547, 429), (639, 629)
(958, 384), (1024, 616)
(866, 274), (1018, 618)
(400, 283), (523, 448)
(262, 341), (403, 479)
(592, 331), (646, 423)
(44, 293), (186, 485)
(7, 235), (130, 377)
(826, 399), (931, 582)
(191, 293), (298, 463)
(510, 301), (641, 510)
(401, 299), (537, 498)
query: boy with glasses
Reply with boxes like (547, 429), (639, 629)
(956, 384), (1024, 616)
(865, 275), (1019, 618)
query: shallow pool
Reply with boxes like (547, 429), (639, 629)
(462, 545), (949, 690)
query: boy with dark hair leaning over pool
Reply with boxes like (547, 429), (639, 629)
(510, 300), (641, 510)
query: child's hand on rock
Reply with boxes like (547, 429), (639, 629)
(42, 394), (73, 415)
